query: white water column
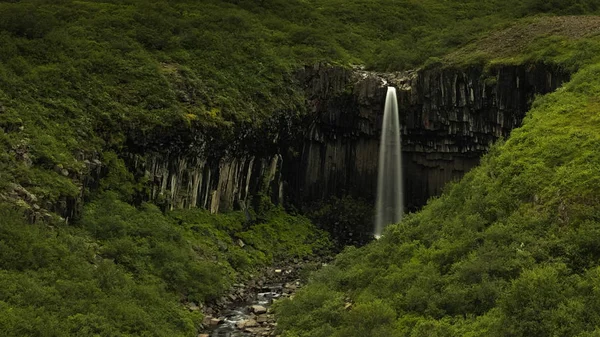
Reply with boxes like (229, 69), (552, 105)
(374, 86), (404, 238)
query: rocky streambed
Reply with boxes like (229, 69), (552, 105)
(196, 259), (325, 337)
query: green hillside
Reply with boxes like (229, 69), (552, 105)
(1, 0), (600, 336)
(275, 51), (600, 337)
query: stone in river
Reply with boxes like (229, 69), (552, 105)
(257, 314), (268, 323)
(237, 318), (258, 329)
(250, 305), (267, 314)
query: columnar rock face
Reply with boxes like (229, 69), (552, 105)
(121, 108), (292, 214)
(132, 153), (283, 213)
(129, 63), (568, 214)
(288, 63), (570, 210)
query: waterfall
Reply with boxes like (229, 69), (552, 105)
(375, 86), (403, 238)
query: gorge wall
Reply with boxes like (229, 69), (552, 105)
(124, 63), (569, 220)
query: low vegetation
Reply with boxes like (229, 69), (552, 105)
(0, 195), (330, 336)
(444, 16), (600, 70)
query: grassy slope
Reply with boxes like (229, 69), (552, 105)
(444, 16), (600, 70)
(275, 50), (600, 337)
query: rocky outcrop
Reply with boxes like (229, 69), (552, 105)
(119, 108), (296, 213)
(288, 63), (570, 211)
(131, 152), (284, 213)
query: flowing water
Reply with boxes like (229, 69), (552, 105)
(208, 284), (282, 337)
(374, 86), (403, 238)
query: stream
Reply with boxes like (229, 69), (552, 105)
(201, 267), (305, 337)
(208, 284), (284, 337)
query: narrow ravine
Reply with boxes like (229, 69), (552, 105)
(207, 282), (290, 337)
(198, 261), (319, 337)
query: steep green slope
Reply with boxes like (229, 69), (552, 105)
(0, 195), (330, 336)
(275, 62), (600, 336)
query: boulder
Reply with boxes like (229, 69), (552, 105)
(250, 305), (267, 314)
(237, 318), (258, 329)
(187, 302), (200, 311)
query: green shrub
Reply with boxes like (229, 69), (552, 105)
(307, 196), (374, 247)
(0, 204), (199, 336)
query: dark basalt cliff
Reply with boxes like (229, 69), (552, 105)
(113, 63), (568, 220)
(123, 117), (293, 216)
(288, 63), (570, 211)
